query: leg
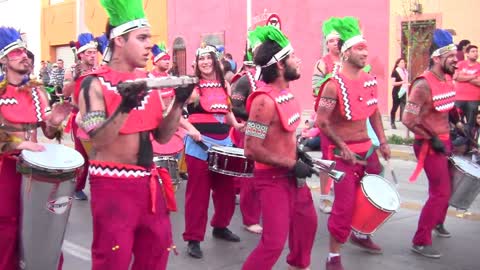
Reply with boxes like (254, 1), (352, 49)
(240, 178), (261, 228)
(286, 184), (318, 268)
(90, 178), (138, 270)
(183, 155), (212, 242)
(412, 142), (452, 246)
(242, 175), (291, 270)
(390, 97), (400, 125)
(132, 183), (173, 270)
(465, 101), (479, 127)
(399, 99), (406, 122)
(210, 172), (236, 229)
(0, 157), (21, 270)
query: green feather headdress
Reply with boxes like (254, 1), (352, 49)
(322, 18), (340, 41)
(330, 17), (366, 52)
(247, 25), (293, 67)
(100, 0), (150, 39)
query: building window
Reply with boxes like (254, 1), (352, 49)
(50, 0), (64, 5)
(172, 37), (187, 76)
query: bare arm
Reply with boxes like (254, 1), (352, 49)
(312, 59), (327, 89)
(369, 109), (390, 160)
(315, 81), (344, 149)
(62, 81), (75, 99)
(470, 77), (480, 87)
(454, 70), (476, 82)
(152, 96), (183, 144)
(244, 95), (296, 169)
(402, 79), (434, 138)
(78, 76), (129, 149)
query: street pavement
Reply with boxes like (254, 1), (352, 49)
(34, 116), (480, 269)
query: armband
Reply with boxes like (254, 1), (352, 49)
(80, 111), (106, 133)
(245, 121), (269, 140)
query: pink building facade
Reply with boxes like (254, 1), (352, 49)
(167, 0), (390, 112)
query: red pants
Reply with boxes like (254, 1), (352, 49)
(71, 116), (89, 192)
(183, 155), (236, 241)
(89, 162), (173, 270)
(240, 178), (261, 226)
(412, 140), (451, 245)
(0, 155), (21, 270)
(328, 151), (382, 243)
(320, 132), (333, 194)
(242, 169), (317, 269)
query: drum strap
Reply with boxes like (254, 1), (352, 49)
(329, 140), (375, 160)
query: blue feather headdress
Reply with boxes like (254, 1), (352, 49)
(75, 33), (97, 55)
(95, 34), (109, 54)
(0, 27), (26, 59)
(431, 29), (456, 58)
(151, 42), (169, 63)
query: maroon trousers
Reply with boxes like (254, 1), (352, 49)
(240, 178), (261, 226)
(183, 155), (236, 241)
(412, 140), (451, 246)
(242, 169), (317, 269)
(328, 151), (382, 243)
(89, 163), (173, 270)
(0, 155), (21, 270)
(71, 118), (89, 192)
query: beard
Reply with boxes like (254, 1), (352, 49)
(441, 61), (456, 76)
(284, 64), (300, 82)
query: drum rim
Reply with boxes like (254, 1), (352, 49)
(20, 143), (85, 171)
(208, 166), (254, 178)
(209, 146), (245, 157)
(361, 174), (401, 212)
(449, 156), (480, 178)
(153, 155), (178, 162)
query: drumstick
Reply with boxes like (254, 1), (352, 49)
(333, 155), (368, 166)
(386, 160), (399, 186)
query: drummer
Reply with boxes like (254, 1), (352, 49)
(242, 25), (318, 270)
(402, 29), (459, 258)
(182, 44), (244, 259)
(62, 32), (98, 201)
(315, 17), (390, 269)
(0, 26), (72, 270)
(76, 0), (193, 268)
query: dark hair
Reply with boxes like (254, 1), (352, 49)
(254, 40), (288, 84)
(391, 58), (405, 74)
(466, 45), (478, 53)
(195, 51), (226, 89)
(105, 22), (130, 56)
(26, 50), (34, 63)
(225, 53), (233, 60)
(57, 59), (63, 62)
(457, 39), (471, 51)
(221, 59), (232, 74)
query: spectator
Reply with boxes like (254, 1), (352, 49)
(48, 59), (65, 105)
(224, 53), (237, 73)
(390, 58), (408, 129)
(39, 60), (51, 86)
(221, 59), (234, 83)
(454, 45), (480, 127)
(457, 39), (471, 61)
(299, 118), (321, 151)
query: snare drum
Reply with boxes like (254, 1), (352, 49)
(208, 146), (254, 177)
(153, 155), (179, 183)
(449, 156), (480, 210)
(351, 174), (400, 235)
(17, 143), (84, 270)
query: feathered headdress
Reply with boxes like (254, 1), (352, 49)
(431, 29), (456, 58)
(95, 34), (109, 54)
(73, 33), (97, 55)
(0, 27), (26, 59)
(247, 25), (292, 67)
(322, 18), (340, 41)
(330, 17), (366, 52)
(100, 0), (150, 40)
(196, 42), (218, 58)
(151, 42), (170, 63)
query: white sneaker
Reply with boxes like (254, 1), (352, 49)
(319, 199), (333, 214)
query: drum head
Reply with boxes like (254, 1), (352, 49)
(362, 175), (400, 211)
(450, 156), (480, 178)
(211, 146), (245, 156)
(21, 143), (85, 171)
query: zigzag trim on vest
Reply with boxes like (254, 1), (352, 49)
(246, 71), (257, 93)
(333, 74), (352, 120)
(199, 82), (222, 88)
(0, 97), (18, 105)
(31, 88), (43, 122)
(88, 165), (151, 178)
(433, 91), (455, 101)
(366, 98), (378, 106)
(287, 112), (300, 125)
(363, 79), (377, 87)
(275, 93), (294, 104)
(97, 76), (151, 111)
(435, 102), (455, 112)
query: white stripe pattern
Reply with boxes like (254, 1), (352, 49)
(366, 98), (378, 106)
(363, 79), (377, 88)
(199, 82), (222, 88)
(210, 104), (229, 110)
(98, 76), (151, 111)
(287, 112), (301, 125)
(89, 166), (151, 178)
(334, 74), (352, 120)
(30, 88), (43, 121)
(275, 93), (294, 104)
(432, 91), (455, 101)
(435, 102), (455, 111)
(0, 97), (18, 105)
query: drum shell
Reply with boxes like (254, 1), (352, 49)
(449, 162), (480, 210)
(351, 176), (399, 235)
(207, 148), (254, 178)
(154, 156), (179, 183)
(17, 158), (77, 270)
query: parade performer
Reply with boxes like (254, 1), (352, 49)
(402, 29), (458, 258)
(182, 44), (244, 259)
(315, 17), (390, 270)
(63, 32), (98, 200)
(242, 25), (318, 270)
(77, 0), (194, 268)
(312, 18), (341, 214)
(0, 26), (72, 270)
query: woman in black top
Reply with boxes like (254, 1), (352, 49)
(390, 58), (408, 129)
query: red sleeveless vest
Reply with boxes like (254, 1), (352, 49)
(315, 72), (378, 121)
(188, 79), (230, 124)
(410, 71), (455, 112)
(0, 85), (48, 124)
(89, 66), (164, 134)
(322, 54), (339, 74)
(246, 85), (301, 132)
